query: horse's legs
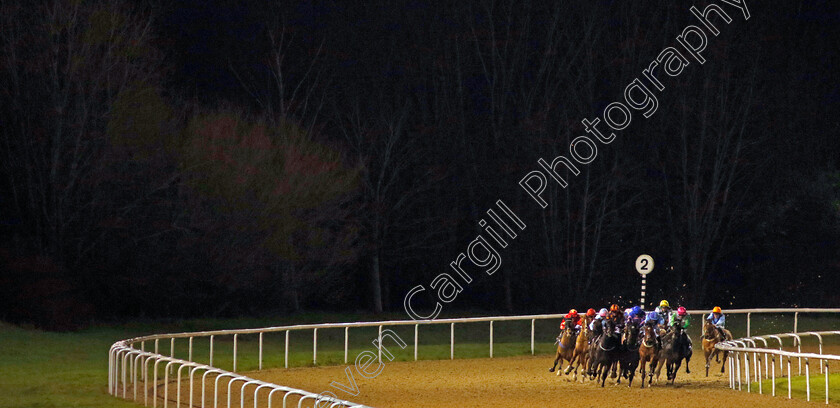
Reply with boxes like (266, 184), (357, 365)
(616, 362), (622, 385)
(549, 352), (560, 372)
(685, 355), (691, 374)
(627, 364), (636, 388)
(600, 363), (609, 387)
(654, 356), (663, 382)
(705, 350), (711, 377)
(564, 354), (577, 375)
(672, 359), (682, 384)
(721, 350), (728, 373)
(639, 359), (646, 388)
(648, 359), (655, 385)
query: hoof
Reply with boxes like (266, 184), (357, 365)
(548, 368), (555, 372)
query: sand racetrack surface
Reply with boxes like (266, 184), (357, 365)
(247, 351), (840, 408)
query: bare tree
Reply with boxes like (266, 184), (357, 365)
(659, 58), (762, 306)
(0, 0), (161, 265)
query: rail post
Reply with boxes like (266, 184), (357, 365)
(378, 325), (383, 363)
(745, 351), (751, 393)
(729, 354), (734, 389)
(769, 335), (783, 375)
(489, 321), (494, 358)
(209, 335), (214, 367)
(450, 322), (455, 360)
(787, 356), (792, 399)
(807, 332), (823, 374)
(344, 326), (349, 364)
(794, 311), (799, 333)
(825, 360), (830, 405)
(313, 328), (318, 365)
(233, 333), (238, 372)
(284, 331), (289, 369)
(188, 337), (193, 362)
(530, 319), (535, 355)
(771, 354), (776, 396)
(258, 332), (263, 370)
(414, 324), (418, 361)
(805, 357), (810, 402)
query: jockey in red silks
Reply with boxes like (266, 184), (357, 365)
(560, 309), (583, 334)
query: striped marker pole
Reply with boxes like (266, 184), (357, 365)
(635, 254), (653, 308)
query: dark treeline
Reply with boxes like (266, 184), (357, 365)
(1, 0), (838, 329)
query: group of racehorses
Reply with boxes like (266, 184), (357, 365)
(548, 312), (733, 387)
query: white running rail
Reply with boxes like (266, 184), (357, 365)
(109, 308), (840, 407)
(716, 331), (840, 404)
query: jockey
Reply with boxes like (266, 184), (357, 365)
(585, 308), (597, 322)
(627, 306), (646, 325)
(670, 306), (693, 353)
(706, 306), (727, 339)
(643, 310), (662, 348)
(655, 300), (673, 329)
(589, 308), (608, 333)
(608, 304), (624, 334)
(559, 309), (583, 334)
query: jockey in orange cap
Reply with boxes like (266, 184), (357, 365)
(607, 304), (624, 334)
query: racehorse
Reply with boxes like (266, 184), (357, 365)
(657, 323), (691, 384)
(588, 320), (621, 387)
(567, 314), (594, 381)
(638, 321), (660, 388)
(617, 319), (641, 387)
(702, 320), (732, 376)
(549, 317), (578, 376)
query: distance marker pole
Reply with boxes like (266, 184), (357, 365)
(635, 254), (653, 309)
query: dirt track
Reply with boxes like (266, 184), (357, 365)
(248, 351), (840, 408)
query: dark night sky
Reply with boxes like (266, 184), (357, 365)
(2, 0), (839, 327)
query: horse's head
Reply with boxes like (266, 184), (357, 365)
(703, 321), (717, 339)
(603, 319), (618, 339)
(642, 322), (657, 345)
(643, 322), (653, 336)
(673, 322), (684, 338)
(625, 320), (640, 346)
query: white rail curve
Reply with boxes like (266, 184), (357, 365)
(109, 308), (840, 407)
(716, 330), (840, 404)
